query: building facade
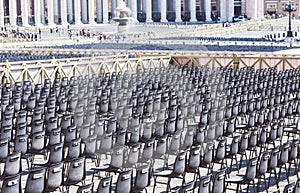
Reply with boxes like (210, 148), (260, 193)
(0, 0), (265, 27)
(265, 0), (300, 17)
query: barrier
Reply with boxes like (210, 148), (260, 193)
(0, 54), (171, 86)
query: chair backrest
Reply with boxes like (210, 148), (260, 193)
(198, 175), (211, 193)
(14, 134), (28, 155)
(289, 139), (299, 160)
(268, 146), (280, 170)
(110, 145), (124, 168)
(202, 143), (214, 165)
(154, 134), (168, 158)
(125, 143), (140, 167)
(48, 142), (64, 165)
(115, 169), (132, 193)
(24, 167), (46, 193)
(279, 143), (290, 165)
(228, 135), (239, 156)
(211, 169), (226, 193)
(140, 138), (154, 162)
(0, 137), (10, 160)
(244, 157), (258, 182)
(96, 176), (112, 193)
(257, 152), (270, 177)
(3, 152), (22, 177)
(1, 174), (21, 193)
(30, 130), (45, 153)
(215, 138), (226, 162)
(65, 157), (86, 186)
(83, 134), (97, 156)
(168, 130), (182, 154)
(65, 138), (82, 161)
(134, 165), (150, 191)
(187, 146), (201, 171)
(171, 151), (186, 177)
(283, 182), (295, 193)
(45, 162), (64, 192)
(76, 183), (94, 193)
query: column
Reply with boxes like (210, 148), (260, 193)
(257, 0), (264, 19)
(205, 0), (212, 22)
(130, 0), (138, 22)
(61, 0), (68, 26)
(47, 0), (55, 25)
(96, 0), (102, 23)
(175, 0), (182, 22)
(34, 0), (42, 26)
(228, 0), (234, 22)
(82, 0), (88, 23)
(54, 0), (59, 23)
(22, 0), (30, 26)
(111, 0), (117, 18)
(160, 0), (167, 22)
(41, 0), (46, 24)
(9, 0), (17, 26)
(190, 0), (196, 22)
(102, 0), (109, 23)
(74, 0), (82, 25)
(88, 0), (96, 24)
(219, 0), (226, 22)
(146, 0), (153, 22)
(67, 0), (73, 23)
(0, 0), (4, 27)
(241, 0), (246, 16)
(251, 0), (257, 19)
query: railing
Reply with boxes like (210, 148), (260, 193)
(0, 54), (171, 86)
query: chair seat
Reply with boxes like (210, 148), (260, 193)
(226, 175), (244, 183)
(154, 170), (173, 177)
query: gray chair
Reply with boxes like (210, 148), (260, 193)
(24, 167), (46, 193)
(211, 168), (226, 193)
(225, 157), (258, 193)
(64, 157), (86, 190)
(76, 183), (94, 193)
(198, 175), (211, 193)
(115, 169), (132, 193)
(45, 162), (64, 192)
(132, 165), (151, 193)
(96, 176), (112, 193)
(1, 174), (21, 193)
(153, 151), (186, 193)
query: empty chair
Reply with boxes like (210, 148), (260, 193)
(31, 142), (64, 168)
(225, 157), (258, 193)
(256, 152), (270, 193)
(92, 145), (124, 179)
(197, 175), (211, 193)
(24, 167), (46, 193)
(64, 138), (82, 162)
(1, 174), (22, 193)
(0, 152), (22, 180)
(64, 157), (86, 190)
(96, 176), (112, 193)
(132, 165), (151, 193)
(76, 183), (94, 193)
(45, 162), (64, 192)
(184, 146), (201, 182)
(115, 169), (132, 193)
(153, 151), (186, 193)
(211, 168), (226, 193)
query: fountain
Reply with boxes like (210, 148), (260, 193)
(112, 0), (132, 34)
